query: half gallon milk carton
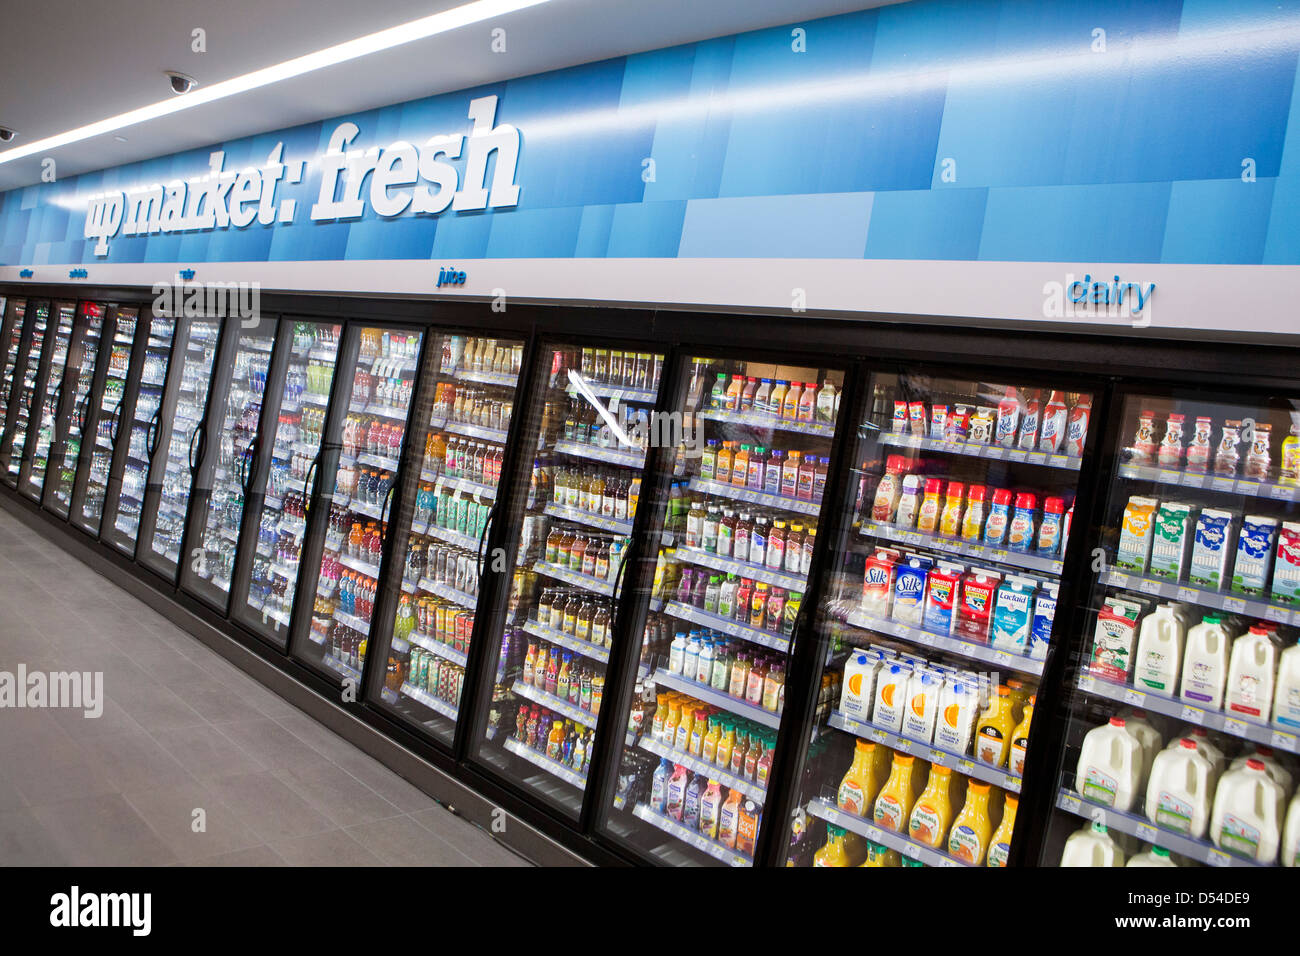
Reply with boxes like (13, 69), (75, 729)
(1188, 508), (1237, 590)
(1149, 501), (1195, 580)
(1076, 716), (1143, 811)
(1088, 596), (1145, 682)
(1232, 515), (1279, 597)
(1226, 625), (1281, 721)
(990, 576), (1036, 653)
(1116, 496), (1159, 573)
(1282, 790), (1300, 868)
(1133, 603), (1186, 694)
(1029, 583), (1057, 661)
(923, 561), (964, 635)
(1145, 738), (1213, 838)
(1179, 614), (1232, 710)
(1272, 521), (1300, 606)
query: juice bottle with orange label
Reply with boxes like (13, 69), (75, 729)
(908, 764), (955, 847)
(1008, 695), (1035, 776)
(718, 789), (743, 848)
(837, 739), (886, 816)
(732, 445), (751, 487)
(860, 840), (901, 867)
(986, 793), (1018, 867)
(736, 799), (761, 856)
(715, 442), (734, 485)
(782, 381), (802, 420)
(975, 685), (1017, 767)
(948, 781), (994, 864)
(873, 752), (922, 832)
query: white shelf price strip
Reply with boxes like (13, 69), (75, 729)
(630, 803), (753, 867)
(1101, 570), (1299, 624)
(843, 609), (1044, 676)
(807, 797), (969, 867)
(502, 737), (587, 789)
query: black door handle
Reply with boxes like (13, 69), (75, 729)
(146, 408), (161, 458)
(302, 456), (319, 517)
(476, 501), (498, 577)
(379, 471), (398, 529)
(77, 394), (89, 434)
(188, 426), (202, 471)
(109, 401), (123, 444)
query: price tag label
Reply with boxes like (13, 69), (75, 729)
(1265, 605), (1289, 624)
(1206, 850), (1231, 868)
(1009, 450), (1027, 462)
(1208, 476), (1235, 492)
(1223, 717), (1249, 736)
(1222, 597), (1247, 614)
(1176, 587), (1199, 602)
(958, 759), (977, 774)
(1028, 452), (1047, 465)
(901, 842), (921, 860)
(866, 825), (883, 842)
(1124, 688), (1146, 705)
(1138, 578), (1163, 595)
(994, 651), (1013, 666)
(1270, 484), (1296, 501)
(991, 549), (1009, 562)
(1157, 470), (1180, 484)
(1078, 675), (1096, 692)
(1061, 795), (1082, 814)
(986, 447), (1005, 459)
(895, 737), (912, 753)
(1004, 773), (1020, 791)
(1111, 572), (1131, 589)
(1180, 473), (1205, 489)
(1270, 730), (1297, 750)
(1135, 823), (1158, 842)
(870, 729), (888, 744)
(930, 749), (950, 766)
(906, 532), (923, 546)
(1180, 704), (1203, 721)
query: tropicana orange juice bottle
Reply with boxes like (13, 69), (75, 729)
(975, 685), (1018, 767)
(837, 739), (886, 816)
(860, 840), (900, 867)
(873, 752), (922, 832)
(986, 794), (1018, 867)
(948, 781), (994, 864)
(908, 764), (955, 848)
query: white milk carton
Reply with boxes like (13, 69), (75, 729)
(1029, 583), (1057, 661)
(1273, 641), (1300, 731)
(1226, 625), (1281, 722)
(1116, 496), (1159, 573)
(1231, 515), (1279, 597)
(1088, 595), (1146, 683)
(1179, 614), (1232, 710)
(990, 575), (1036, 653)
(1145, 739), (1214, 838)
(1149, 501), (1195, 580)
(901, 669), (943, 743)
(933, 676), (980, 753)
(1175, 727), (1226, 781)
(1211, 758), (1285, 862)
(1273, 521), (1300, 606)
(1133, 603), (1186, 694)
(838, 649), (880, 721)
(1060, 820), (1125, 867)
(1188, 508), (1237, 590)
(872, 662), (911, 733)
(1076, 716), (1144, 811)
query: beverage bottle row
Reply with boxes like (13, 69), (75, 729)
(422, 433), (504, 485)
(259, 574), (296, 619)
(327, 501), (382, 540)
(533, 587), (613, 648)
(1131, 409), (1299, 481)
(577, 347), (662, 392)
(433, 382), (512, 433)
(651, 760), (762, 853)
(342, 416), (404, 459)
(278, 490), (309, 520)
(352, 364), (414, 408)
(400, 647), (466, 706)
(557, 394), (636, 448)
(513, 705), (595, 776)
(666, 631), (786, 714)
(418, 485), (491, 540)
(645, 688), (777, 784)
(671, 567), (801, 636)
(345, 519), (384, 565)
(329, 619), (367, 670)
(406, 593), (475, 652)
(338, 571), (377, 621)
(408, 539), (480, 597)
(444, 335), (522, 376)
(683, 499), (816, 573)
(699, 443), (828, 503)
(522, 641), (604, 715)
(542, 528), (627, 583)
(891, 388), (1090, 457)
(358, 328), (419, 364)
(270, 530), (301, 567)
(288, 406), (326, 447)
(711, 373), (838, 424)
(338, 466), (394, 506)
(292, 322), (338, 354)
(550, 465), (638, 520)
(302, 359), (333, 397)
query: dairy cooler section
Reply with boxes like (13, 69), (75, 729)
(72, 307), (137, 535)
(47, 303), (107, 519)
(1042, 388), (1300, 869)
(19, 302), (75, 500)
(771, 372), (1094, 868)
(3, 301), (48, 486)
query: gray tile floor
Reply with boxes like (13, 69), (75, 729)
(0, 507), (529, 867)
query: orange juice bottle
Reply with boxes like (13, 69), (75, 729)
(736, 799), (761, 856)
(873, 752), (922, 832)
(715, 718), (736, 769)
(908, 764), (955, 847)
(860, 840), (900, 867)
(1008, 695), (1035, 776)
(837, 739), (886, 816)
(674, 704), (695, 752)
(782, 381), (802, 419)
(715, 442), (734, 484)
(662, 696), (683, 745)
(813, 825), (851, 866)
(986, 794), (1018, 867)
(701, 716), (721, 763)
(975, 685), (1018, 767)
(948, 781), (994, 864)
(732, 445), (751, 487)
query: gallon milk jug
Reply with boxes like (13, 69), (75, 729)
(1076, 717), (1143, 811)
(1273, 640), (1300, 731)
(1180, 615), (1232, 710)
(1229, 745), (1294, 793)
(1061, 820), (1125, 866)
(1134, 603), (1186, 694)
(1174, 726), (1226, 780)
(839, 649), (879, 721)
(1145, 738), (1213, 838)
(1126, 845), (1178, 867)
(1118, 708), (1163, 789)
(1210, 758), (1284, 862)
(1226, 625), (1280, 721)
(1282, 789), (1300, 868)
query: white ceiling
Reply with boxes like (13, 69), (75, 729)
(0, 0), (901, 192)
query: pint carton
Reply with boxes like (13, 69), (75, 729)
(1231, 515), (1279, 597)
(1149, 502), (1195, 581)
(1189, 508), (1237, 590)
(1271, 521), (1300, 606)
(1116, 496), (1159, 573)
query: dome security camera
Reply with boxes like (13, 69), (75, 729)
(0, 128), (17, 143)
(165, 71), (198, 95)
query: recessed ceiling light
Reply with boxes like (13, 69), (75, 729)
(0, 0), (552, 167)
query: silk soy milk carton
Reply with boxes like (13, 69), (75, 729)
(1116, 496), (1159, 573)
(1149, 502), (1196, 581)
(1189, 508), (1237, 590)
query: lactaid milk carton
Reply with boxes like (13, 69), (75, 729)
(1030, 583), (1058, 661)
(1149, 501), (1195, 581)
(1116, 496), (1160, 573)
(1189, 508), (1237, 590)
(1273, 521), (1300, 606)
(1231, 515), (1279, 597)
(1088, 595), (1146, 682)
(990, 576), (1036, 654)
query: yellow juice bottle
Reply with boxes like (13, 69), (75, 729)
(716, 719), (736, 770)
(860, 840), (901, 867)
(908, 764), (955, 848)
(715, 442), (734, 485)
(873, 752), (922, 832)
(662, 696), (682, 746)
(947, 781), (994, 864)
(938, 481), (965, 538)
(1005, 678), (1030, 722)
(986, 794), (1018, 867)
(975, 685), (1018, 768)
(701, 717), (721, 763)
(1008, 695), (1035, 777)
(837, 740), (885, 816)
(812, 826), (852, 867)
(674, 705), (695, 752)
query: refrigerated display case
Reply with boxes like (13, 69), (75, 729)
(136, 316), (220, 578)
(772, 371), (1095, 868)
(289, 323), (425, 683)
(20, 302), (76, 500)
(469, 341), (666, 819)
(2, 300), (49, 487)
(46, 302), (108, 519)
(0, 297), (30, 471)
(1040, 387), (1300, 868)
(596, 354), (847, 864)
(367, 333), (524, 747)
(230, 320), (342, 645)
(71, 307), (138, 536)
(180, 317), (277, 611)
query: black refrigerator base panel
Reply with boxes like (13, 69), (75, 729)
(0, 490), (587, 869)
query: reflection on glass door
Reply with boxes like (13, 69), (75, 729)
(0, 298), (30, 474)
(369, 334), (523, 747)
(21, 303), (76, 499)
(232, 321), (342, 646)
(73, 308), (137, 535)
(5, 301), (49, 485)
(292, 325), (423, 682)
(181, 322), (275, 610)
(470, 342), (666, 819)
(48, 303), (107, 518)
(137, 317), (219, 578)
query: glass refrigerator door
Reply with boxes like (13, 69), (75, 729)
(771, 372), (1093, 869)
(596, 355), (846, 865)
(72, 308), (137, 536)
(369, 333), (524, 748)
(1040, 389), (1299, 869)
(468, 341), (667, 820)
(231, 320), (342, 646)
(0, 298), (30, 472)
(47, 303), (107, 518)
(4, 300), (49, 486)
(181, 320), (276, 611)
(22, 302), (76, 500)
(137, 317), (220, 578)
(291, 324), (423, 684)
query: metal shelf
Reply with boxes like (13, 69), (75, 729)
(1117, 462), (1300, 503)
(501, 737), (587, 789)
(685, 476), (821, 517)
(542, 502), (633, 535)
(807, 797), (970, 867)
(650, 668), (781, 729)
(521, 619), (610, 665)
(408, 632), (469, 667)
(858, 520), (1063, 577)
(551, 439), (644, 469)
(630, 803), (753, 867)
(1100, 569), (1298, 625)
(398, 682), (459, 720)
(843, 608), (1045, 676)
(698, 408), (835, 439)
(532, 561), (617, 597)
(659, 599), (790, 653)
(672, 546), (806, 592)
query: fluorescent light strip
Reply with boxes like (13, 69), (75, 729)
(0, 0), (551, 166)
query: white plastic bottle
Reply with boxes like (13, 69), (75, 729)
(1174, 726), (1226, 781)
(1133, 603), (1186, 694)
(1061, 820), (1125, 866)
(1226, 625), (1280, 721)
(1076, 717), (1144, 811)
(1145, 738), (1214, 838)
(1282, 789), (1300, 868)
(1127, 845), (1178, 867)
(1210, 758), (1285, 862)
(838, 649), (879, 721)
(1180, 614), (1232, 710)
(1228, 745), (1294, 794)
(1118, 708), (1163, 789)
(1273, 641), (1300, 731)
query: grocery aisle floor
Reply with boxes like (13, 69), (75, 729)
(0, 508), (529, 867)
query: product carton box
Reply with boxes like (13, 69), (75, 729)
(1088, 595), (1146, 682)
(1188, 507), (1236, 590)
(1273, 521), (1300, 606)
(1149, 501), (1195, 581)
(990, 576), (1036, 653)
(1116, 496), (1159, 573)
(1232, 515), (1279, 597)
